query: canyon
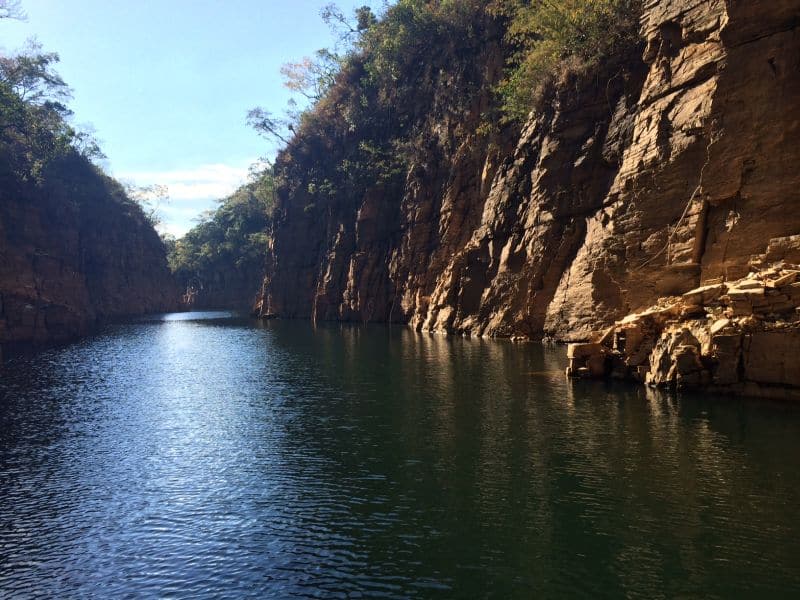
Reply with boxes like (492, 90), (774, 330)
(3, 0), (798, 399)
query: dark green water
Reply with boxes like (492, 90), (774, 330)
(1, 311), (799, 598)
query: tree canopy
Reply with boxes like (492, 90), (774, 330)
(0, 0), (25, 20)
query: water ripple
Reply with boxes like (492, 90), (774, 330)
(1, 314), (799, 597)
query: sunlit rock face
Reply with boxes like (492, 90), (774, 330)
(0, 166), (179, 349)
(566, 254), (800, 399)
(259, 0), (800, 347)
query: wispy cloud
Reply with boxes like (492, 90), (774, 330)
(117, 160), (257, 237)
(118, 161), (254, 201)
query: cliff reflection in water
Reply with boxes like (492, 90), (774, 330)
(0, 313), (798, 597)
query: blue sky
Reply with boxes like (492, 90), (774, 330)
(1, 0), (371, 236)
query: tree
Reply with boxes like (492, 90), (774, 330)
(166, 166), (276, 291)
(125, 183), (170, 227)
(0, 39), (71, 105)
(72, 123), (107, 162)
(355, 5), (377, 31)
(246, 107), (293, 145)
(321, 3), (376, 46)
(489, 0), (643, 121)
(0, 0), (25, 20)
(280, 48), (341, 101)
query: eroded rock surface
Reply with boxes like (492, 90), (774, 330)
(567, 248), (800, 399)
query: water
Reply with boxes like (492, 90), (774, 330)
(1, 312), (799, 598)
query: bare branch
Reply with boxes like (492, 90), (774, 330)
(0, 0), (26, 20)
(246, 108), (292, 146)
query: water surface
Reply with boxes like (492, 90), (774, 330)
(1, 312), (799, 597)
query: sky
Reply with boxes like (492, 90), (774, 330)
(1, 0), (370, 236)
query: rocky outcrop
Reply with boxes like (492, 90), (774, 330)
(0, 162), (179, 352)
(567, 240), (800, 399)
(258, 0), (800, 388)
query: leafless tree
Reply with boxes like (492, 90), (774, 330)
(0, 0), (26, 21)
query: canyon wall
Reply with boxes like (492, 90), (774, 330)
(0, 156), (179, 350)
(259, 0), (800, 345)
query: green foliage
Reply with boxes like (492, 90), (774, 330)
(256, 0), (643, 205)
(167, 167), (276, 290)
(251, 0), (494, 216)
(490, 0), (643, 122)
(0, 36), (163, 260)
(355, 5), (378, 31)
(0, 40), (110, 186)
(358, 0), (485, 86)
(0, 40), (70, 105)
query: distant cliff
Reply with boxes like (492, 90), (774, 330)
(0, 42), (180, 352)
(257, 0), (800, 345)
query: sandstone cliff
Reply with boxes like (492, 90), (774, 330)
(0, 154), (179, 351)
(258, 2), (800, 358)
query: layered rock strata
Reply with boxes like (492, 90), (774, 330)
(567, 237), (800, 400)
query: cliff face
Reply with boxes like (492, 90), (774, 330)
(0, 156), (179, 349)
(259, 1), (800, 345)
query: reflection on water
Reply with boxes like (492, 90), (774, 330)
(1, 312), (799, 597)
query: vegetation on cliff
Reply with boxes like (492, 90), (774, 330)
(489, 0), (643, 121)
(167, 0), (645, 310)
(251, 1), (503, 214)
(253, 0), (644, 151)
(0, 40), (162, 233)
(0, 35), (178, 345)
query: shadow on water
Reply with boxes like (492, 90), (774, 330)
(1, 313), (799, 597)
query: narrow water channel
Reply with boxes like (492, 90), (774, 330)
(1, 312), (798, 597)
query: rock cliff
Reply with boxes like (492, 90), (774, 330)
(0, 155), (179, 352)
(257, 1), (800, 394)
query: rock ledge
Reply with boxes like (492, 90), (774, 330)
(567, 239), (800, 400)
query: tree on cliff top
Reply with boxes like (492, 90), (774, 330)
(167, 166), (276, 292)
(489, 0), (643, 121)
(0, 40), (110, 182)
(246, 0), (495, 208)
(275, 5), (378, 109)
(0, 39), (70, 105)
